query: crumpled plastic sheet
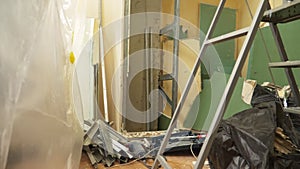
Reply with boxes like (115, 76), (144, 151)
(0, 0), (83, 169)
(208, 85), (300, 169)
(209, 101), (277, 169)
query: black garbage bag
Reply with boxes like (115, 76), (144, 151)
(272, 153), (300, 168)
(289, 113), (300, 134)
(250, 84), (277, 106)
(208, 85), (300, 169)
(251, 85), (300, 147)
(208, 101), (277, 169)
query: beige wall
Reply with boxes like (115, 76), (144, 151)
(99, 0), (124, 131)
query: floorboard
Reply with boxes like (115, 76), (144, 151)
(79, 150), (210, 169)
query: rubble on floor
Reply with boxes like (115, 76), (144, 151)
(82, 119), (205, 168)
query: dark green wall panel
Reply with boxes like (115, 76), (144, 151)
(200, 4), (236, 77)
(247, 20), (300, 85)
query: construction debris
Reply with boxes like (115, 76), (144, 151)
(123, 130), (167, 138)
(275, 127), (299, 155)
(209, 84), (300, 169)
(83, 120), (205, 168)
(241, 79), (257, 104)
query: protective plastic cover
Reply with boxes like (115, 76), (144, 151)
(0, 0), (83, 169)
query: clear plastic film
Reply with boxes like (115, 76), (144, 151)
(0, 0), (84, 169)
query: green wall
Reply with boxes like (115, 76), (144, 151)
(200, 3), (236, 78)
(184, 72), (250, 131)
(247, 20), (300, 85)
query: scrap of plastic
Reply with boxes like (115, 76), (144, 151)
(0, 0), (83, 169)
(208, 85), (300, 169)
(209, 102), (277, 169)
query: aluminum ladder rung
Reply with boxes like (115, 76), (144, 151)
(269, 60), (300, 68)
(205, 27), (249, 45)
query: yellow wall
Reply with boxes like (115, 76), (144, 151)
(161, 0), (238, 124)
(236, 0), (282, 77)
(161, 40), (201, 126)
(162, 0), (283, 78)
(162, 0), (238, 27)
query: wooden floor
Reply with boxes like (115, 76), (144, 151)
(79, 150), (210, 169)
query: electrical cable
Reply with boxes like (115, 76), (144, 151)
(190, 143), (197, 159)
(109, 143), (200, 168)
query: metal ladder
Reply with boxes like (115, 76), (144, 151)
(152, 0), (300, 168)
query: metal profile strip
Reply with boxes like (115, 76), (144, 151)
(158, 86), (173, 106)
(171, 0), (180, 115)
(158, 74), (174, 81)
(262, 0), (300, 23)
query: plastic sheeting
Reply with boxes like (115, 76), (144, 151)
(208, 85), (300, 169)
(209, 101), (277, 169)
(0, 0), (83, 169)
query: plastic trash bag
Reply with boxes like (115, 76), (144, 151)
(208, 85), (300, 169)
(209, 101), (277, 169)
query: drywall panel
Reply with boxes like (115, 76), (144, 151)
(247, 20), (300, 85)
(199, 3), (236, 77)
(184, 72), (251, 131)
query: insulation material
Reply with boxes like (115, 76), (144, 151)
(0, 0), (84, 169)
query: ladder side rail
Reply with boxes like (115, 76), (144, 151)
(194, 0), (269, 168)
(151, 0), (227, 168)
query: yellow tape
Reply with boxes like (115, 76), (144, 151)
(69, 51), (75, 64)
